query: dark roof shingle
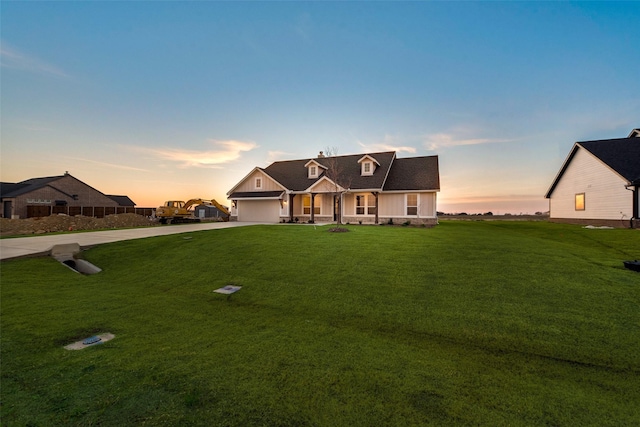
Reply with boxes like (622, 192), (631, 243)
(546, 133), (640, 198)
(384, 156), (440, 191)
(229, 191), (284, 199)
(263, 152), (397, 191)
(579, 137), (640, 183)
(107, 195), (136, 206)
(0, 175), (65, 198)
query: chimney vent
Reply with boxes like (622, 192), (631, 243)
(318, 151), (325, 158)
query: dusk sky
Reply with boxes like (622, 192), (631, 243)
(2, 1), (638, 214)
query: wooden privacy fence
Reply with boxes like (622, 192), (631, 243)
(27, 205), (155, 219)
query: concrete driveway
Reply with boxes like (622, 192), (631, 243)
(0, 222), (264, 260)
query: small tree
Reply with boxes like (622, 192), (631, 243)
(322, 147), (352, 226)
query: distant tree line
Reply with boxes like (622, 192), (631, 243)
(437, 211), (549, 216)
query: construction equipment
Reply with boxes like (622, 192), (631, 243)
(156, 199), (230, 224)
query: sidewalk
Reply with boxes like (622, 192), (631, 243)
(0, 222), (262, 260)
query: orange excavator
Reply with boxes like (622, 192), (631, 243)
(156, 199), (230, 224)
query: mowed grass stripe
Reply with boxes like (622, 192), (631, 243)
(1, 221), (639, 426)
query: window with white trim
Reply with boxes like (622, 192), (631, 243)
(303, 195), (320, 215)
(309, 165), (317, 178)
(255, 177), (262, 189)
(406, 194), (418, 216)
(356, 195), (365, 215)
(355, 194), (376, 215)
(362, 161), (373, 176)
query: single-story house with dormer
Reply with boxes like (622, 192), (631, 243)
(227, 151), (440, 225)
(545, 129), (640, 228)
(0, 172), (136, 219)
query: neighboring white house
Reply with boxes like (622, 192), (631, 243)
(545, 129), (640, 228)
(227, 151), (440, 225)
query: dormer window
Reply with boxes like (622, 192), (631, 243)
(305, 160), (325, 179)
(358, 154), (379, 176)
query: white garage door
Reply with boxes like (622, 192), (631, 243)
(237, 200), (281, 222)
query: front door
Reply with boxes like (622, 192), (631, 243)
(3, 201), (12, 218)
(334, 195), (341, 222)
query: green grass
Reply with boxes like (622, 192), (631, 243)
(1, 221), (639, 426)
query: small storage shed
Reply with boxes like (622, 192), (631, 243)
(194, 204), (229, 220)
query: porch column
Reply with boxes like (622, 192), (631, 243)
(371, 192), (379, 224)
(310, 193), (315, 223)
(633, 185), (639, 228)
(289, 194), (295, 222)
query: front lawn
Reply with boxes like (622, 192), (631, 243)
(1, 221), (639, 425)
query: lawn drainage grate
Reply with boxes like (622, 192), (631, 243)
(83, 336), (102, 345)
(64, 333), (115, 350)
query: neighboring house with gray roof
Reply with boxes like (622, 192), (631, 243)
(1, 172), (135, 218)
(545, 129), (640, 228)
(227, 151), (440, 224)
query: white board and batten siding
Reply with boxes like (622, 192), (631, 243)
(233, 170), (284, 193)
(379, 192), (437, 218)
(549, 147), (631, 220)
(342, 192), (437, 217)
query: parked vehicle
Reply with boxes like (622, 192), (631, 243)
(156, 199), (229, 224)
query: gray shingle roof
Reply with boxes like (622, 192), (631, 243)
(229, 151), (440, 197)
(1, 174), (136, 205)
(0, 182), (30, 198)
(255, 151), (440, 194)
(228, 191), (284, 199)
(0, 175), (65, 198)
(263, 152), (397, 191)
(107, 195), (136, 206)
(545, 133), (640, 198)
(579, 138), (640, 183)
(384, 156), (440, 191)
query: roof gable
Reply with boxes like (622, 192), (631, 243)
(357, 154), (381, 166)
(545, 135), (640, 198)
(226, 167), (287, 196)
(306, 176), (345, 193)
(303, 159), (328, 169)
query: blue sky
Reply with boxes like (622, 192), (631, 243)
(2, 1), (638, 213)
